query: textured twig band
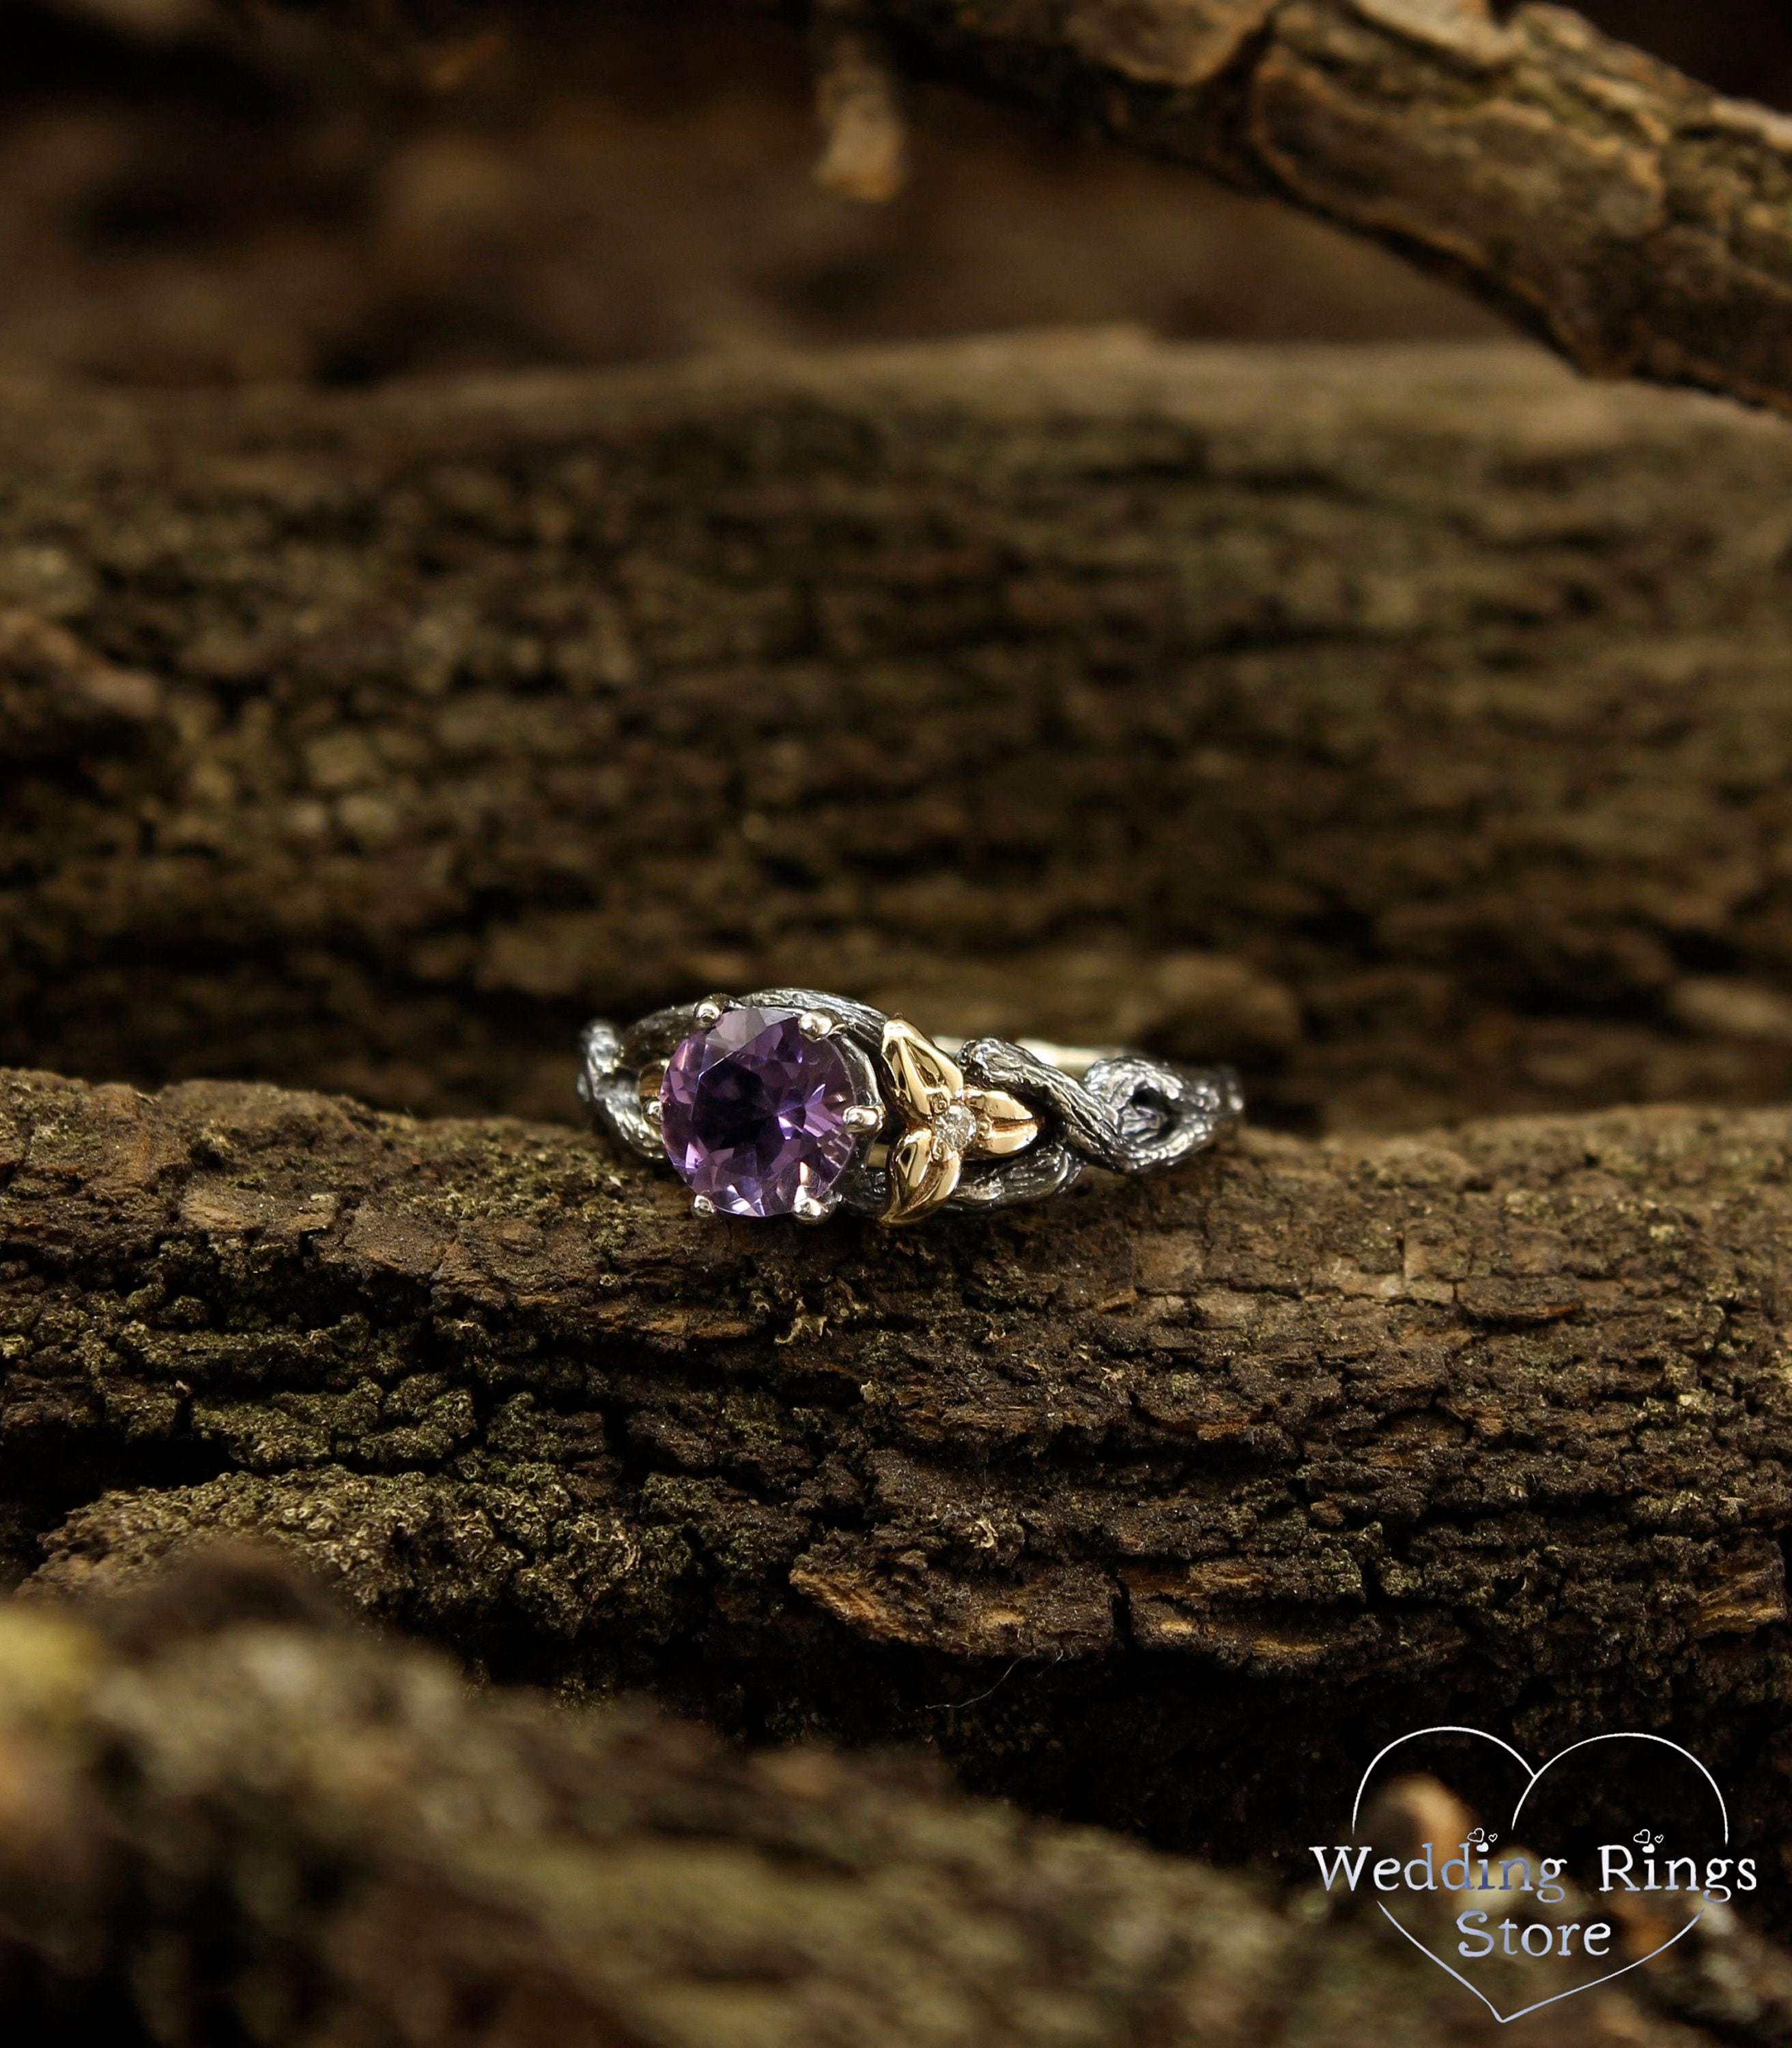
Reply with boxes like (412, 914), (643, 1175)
(579, 987), (1242, 1225)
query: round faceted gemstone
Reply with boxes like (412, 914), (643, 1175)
(659, 1006), (862, 1218)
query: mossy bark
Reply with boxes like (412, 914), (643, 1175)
(6, 1064), (1792, 1905)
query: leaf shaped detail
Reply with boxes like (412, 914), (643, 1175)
(966, 1087), (1040, 1157)
(883, 1123), (964, 1226)
(877, 1020), (1039, 1225)
(881, 1019), (965, 1121)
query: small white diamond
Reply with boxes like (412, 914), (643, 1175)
(931, 1103), (978, 1156)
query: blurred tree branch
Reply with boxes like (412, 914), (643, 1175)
(836, 0), (1792, 416)
(208, 0), (1792, 416)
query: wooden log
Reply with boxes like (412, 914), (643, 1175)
(0, 1550), (1775, 2047)
(7, 1063), (1792, 1898)
(8, 337), (1792, 1135)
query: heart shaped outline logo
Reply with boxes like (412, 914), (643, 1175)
(1350, 1725), (1729, 2025)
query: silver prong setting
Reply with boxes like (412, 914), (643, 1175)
(644, 1097), (664, 1126)
(798, 1010), (836, 1040)
(692, 1195), (717, 1218)
(842, 1105), (881, 1133)
(694, 995), (730, 1026)
(793, 1192), (836, 1224)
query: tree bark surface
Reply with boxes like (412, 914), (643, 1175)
(6, 1062), (1792, 1892)
(2, 1552), (1782, 2048)
(10, 337), (1792, 1135)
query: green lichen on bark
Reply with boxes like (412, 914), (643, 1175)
(5, 1064), (1792, 1893)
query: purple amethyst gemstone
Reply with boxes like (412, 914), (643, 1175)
(659, 1006), (861, 1218)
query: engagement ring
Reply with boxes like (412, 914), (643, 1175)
(578, 988), (1242, 1226)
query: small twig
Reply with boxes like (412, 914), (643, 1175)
(812, 4), (909, 203)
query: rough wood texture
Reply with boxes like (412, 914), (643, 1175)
(10, 336), (1792, 1135)
(7, 1063), (1792, 1897)
(3, 1552), (1781, 2048)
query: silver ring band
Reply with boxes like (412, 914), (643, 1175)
(578, 987), (1242, 1227)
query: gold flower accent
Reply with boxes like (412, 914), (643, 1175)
(879, 1019), (1040, 1226)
